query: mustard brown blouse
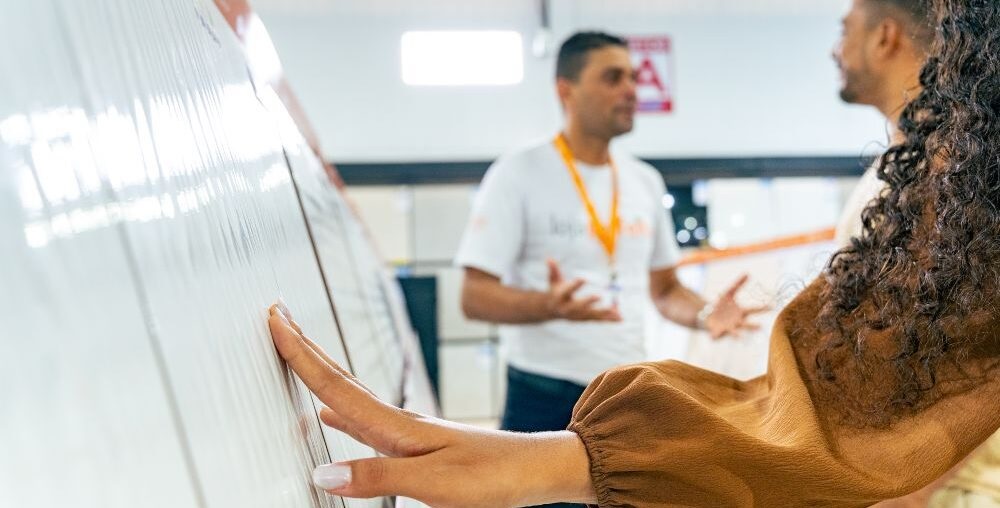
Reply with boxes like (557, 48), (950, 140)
(570, 280), (1000, 507)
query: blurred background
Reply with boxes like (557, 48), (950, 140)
(0, 0), (896, 506)
(251, 0), (882, 426)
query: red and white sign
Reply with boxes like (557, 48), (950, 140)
(628, 36), (675, 113)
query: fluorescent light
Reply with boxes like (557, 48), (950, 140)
(401, 31), (523, 86)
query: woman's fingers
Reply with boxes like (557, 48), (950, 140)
(300, 338), (375, 397)
(318, 406), (379, 453)
(319, 406), (346, 430)
(321, 404), (450, 459)
(314, 456), (424, 500)
(268, 311), (392, 430)
(269, 307), (441, 458)
(316, 455), (476, 506)
(272, 300), (300, 330)
(268, 305), (375, 396)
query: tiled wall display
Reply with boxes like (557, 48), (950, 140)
(0, 2), (434, 507)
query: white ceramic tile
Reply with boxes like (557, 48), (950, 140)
(0, 52), (200, 506)
(0, 1), (421, 507)
(50, 1), (344, 505)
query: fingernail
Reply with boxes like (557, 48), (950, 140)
(312, 463), (351, 490)
(276, 309), (289, 324)
(276, 298), (290, 317)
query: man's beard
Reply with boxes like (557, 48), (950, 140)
(839, 68), (874, 105)
(609, 121), (633, 138)
(840, 86), (860, 103)
(608, 113), (635, 138)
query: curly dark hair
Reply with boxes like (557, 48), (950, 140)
(817, 0), (1000, 426)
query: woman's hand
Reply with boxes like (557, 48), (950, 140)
(267, 304), (596, 508)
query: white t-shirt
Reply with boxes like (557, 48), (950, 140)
(835, 160), (886, 247)
(455, 141), (681, 385)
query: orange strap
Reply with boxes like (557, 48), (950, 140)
(677, 227), (837, 267)
(554, 133), (620, 262)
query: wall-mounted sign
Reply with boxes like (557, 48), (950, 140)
(628, 36), (675, 113)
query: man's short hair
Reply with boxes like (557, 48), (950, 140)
(556, 31), (628, 82)
(866, 0), (933, 49)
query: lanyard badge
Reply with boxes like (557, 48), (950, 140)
(554, 133), (621, 306)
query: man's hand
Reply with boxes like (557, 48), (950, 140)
(461, 264), (620, 325)
(544, 259), (621, 322)
(704, 274), (769, 339)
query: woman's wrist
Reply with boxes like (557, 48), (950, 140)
(513, 430), (596, 506)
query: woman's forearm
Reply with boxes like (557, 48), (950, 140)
(512, 431), (597, 506)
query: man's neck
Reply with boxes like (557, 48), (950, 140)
(561, 125), (612, 166)
(880, 93), (917, 146)
(876, 66), (924, 145)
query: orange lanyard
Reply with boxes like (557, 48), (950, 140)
(553, 133), (620, 264)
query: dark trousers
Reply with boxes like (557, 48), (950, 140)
(501, 366), (588, 508)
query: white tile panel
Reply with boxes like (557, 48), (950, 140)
(339, 195), (408, 407)
(0, 2), (200, 507)
(264, 90), (406, 410)
(258, 92), (389, 508)
(0, 1), (422, 507)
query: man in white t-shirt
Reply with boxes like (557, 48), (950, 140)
(454, 32), (762, 469)
(832, 0), (930, 246)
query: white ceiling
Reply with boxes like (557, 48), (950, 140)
(249, 0), (849, 18)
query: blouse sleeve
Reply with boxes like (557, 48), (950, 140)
(568, 281), (1000, 508)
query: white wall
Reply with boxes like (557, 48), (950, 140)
(254, 0), (890, 162)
